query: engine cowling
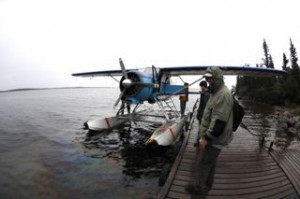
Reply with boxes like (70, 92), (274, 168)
(119, 71), (154, 104)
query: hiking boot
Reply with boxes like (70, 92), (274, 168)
(185, 184), (204, 194)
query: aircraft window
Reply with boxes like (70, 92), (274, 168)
(138, 67), (152, 76)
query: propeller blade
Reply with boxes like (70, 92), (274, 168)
(114, 89), (126, 108)
(119, 58), (128, 79)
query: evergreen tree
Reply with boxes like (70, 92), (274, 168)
(290, 38), (299, 75)
(262, 39), (270, 67)
(282, 53), (289, 71)
(288, 38), (300, 104)
(269, 55), (274, 68)
(236, 38), (300, 106)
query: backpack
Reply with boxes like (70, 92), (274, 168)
(232, 96), (244, 132)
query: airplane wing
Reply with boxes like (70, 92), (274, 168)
(72, 66), (286, 78)
(72, 69), (123, 77)
(159, 66), (286, 77)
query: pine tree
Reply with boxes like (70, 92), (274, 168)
(290, 38), (299, 75)
(282, 38), (300, 105)
(262, 39), (270, 67)
(269, 55), (274, 68)
(282, 53), (289, 71)
(237, 39), (300, 106)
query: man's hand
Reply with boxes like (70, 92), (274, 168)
(199, 139), (208, 150)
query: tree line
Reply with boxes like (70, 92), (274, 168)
(236, 38), (300, 106)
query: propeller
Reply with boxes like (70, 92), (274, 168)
(114, 89), (127, 108)
(120, 58), (156, 87)
(114, 58), (158, 108)
(119, 58), (128, 79)
(121, 78), (153, 88)
(114, 58), (129, 108)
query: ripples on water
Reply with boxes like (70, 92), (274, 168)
(2, 88), (298, 198)
(0, 88), (197, 199)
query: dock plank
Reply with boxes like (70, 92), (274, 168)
(156, 111), (300, 199)
(270, 145), (300, 196)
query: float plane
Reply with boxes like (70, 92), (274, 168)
(72, 58), (286, 146)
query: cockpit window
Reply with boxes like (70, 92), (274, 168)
(138, 67), (152, 76)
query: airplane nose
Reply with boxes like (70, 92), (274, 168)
(122, 79), (132, 88)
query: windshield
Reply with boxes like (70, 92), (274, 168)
(138, 67), (160, 77)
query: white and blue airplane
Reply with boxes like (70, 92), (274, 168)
(72, 58), (286, 146)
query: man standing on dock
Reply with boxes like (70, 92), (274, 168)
(196, 80), (210, 123)
(179, 82), (189, 117)
(194, 80), (210, 146)
(186, 67), (234, 194)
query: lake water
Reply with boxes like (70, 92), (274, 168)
(1, 87), (298, 199)
(0, 87), (198, 199)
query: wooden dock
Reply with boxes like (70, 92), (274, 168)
(157, 115), (300, 199)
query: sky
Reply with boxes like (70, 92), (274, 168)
(0, 0), (300, 91)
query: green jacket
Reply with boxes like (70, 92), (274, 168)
(199, 67), (234, 146)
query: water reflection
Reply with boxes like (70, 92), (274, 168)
(241, 100), (299, 150)
(82, 121), (176, 182)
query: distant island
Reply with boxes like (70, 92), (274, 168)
(0, 87), (112, 93)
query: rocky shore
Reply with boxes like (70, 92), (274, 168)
(274, 107), (300, 147)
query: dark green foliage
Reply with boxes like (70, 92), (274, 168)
(282, 53), (289, 71)
(262, 39), (274, 68)
(262, 39), (270, 68)
(269, 55), (274, 69)
(290, 38), (300, 75)
(262, 39), (269, 68)
(236, 39), (300, 106)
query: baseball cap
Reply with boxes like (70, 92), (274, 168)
(203, 72), (213, 78)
